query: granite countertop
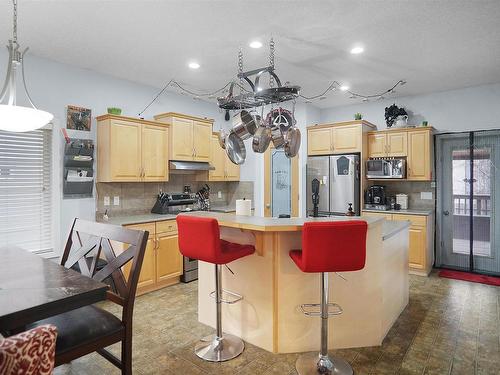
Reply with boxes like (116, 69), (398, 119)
(209, 205), (255, 213)
(102, 213), (177, 226)
(362, 208), (433, 216)
(180, 211), (384, 232)
(382, 220), (411, 241)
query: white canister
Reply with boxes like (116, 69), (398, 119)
(396, 194), (408, 210)
(235, 199), (252, 216)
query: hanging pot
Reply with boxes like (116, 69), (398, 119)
(232, 110), (258, 140)
(270, 124), (286, 149)
(226, 131), (246, 165)
(252, 120), (272, 153)
(284, 126), (301, 158)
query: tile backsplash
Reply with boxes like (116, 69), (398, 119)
(96, 175), (253, 218)
(366, 181), (435, 210)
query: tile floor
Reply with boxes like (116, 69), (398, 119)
(54, 271), (500, 375)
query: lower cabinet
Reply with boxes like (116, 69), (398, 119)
(362, 211), (433, 275)
(124, 220), (183, 295)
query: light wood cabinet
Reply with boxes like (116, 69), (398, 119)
(366, 127), (433, 180)
(97, 115), (169, 182)
(154, 112), (213, 162)
(307, 120), (375, 156)
(407, 129), (432, 180)
(124, 220), (183, 295)
(362, 211), (434, 275)
(367, 131), (407, 158)
(205, 134), (240, 181)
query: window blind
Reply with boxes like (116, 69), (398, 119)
(0, 129), (53, 254)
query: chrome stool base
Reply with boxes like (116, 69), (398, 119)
(296, 352), (353, 375)
(195, 333), (244, 362)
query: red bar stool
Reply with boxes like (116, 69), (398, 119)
(176, 215), (255, 362)
(289, 221), (367, 375)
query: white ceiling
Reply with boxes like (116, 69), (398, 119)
(0, 0), (499, 108)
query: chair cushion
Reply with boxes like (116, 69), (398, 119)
(26, 305), (123, 354)
(0, 324), (57, 375)
(219, 240), (255, 264)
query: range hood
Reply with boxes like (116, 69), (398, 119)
(169, 161), (215, 172)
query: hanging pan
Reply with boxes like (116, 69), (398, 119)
(226, 131), (246, 165)
(284, 126), (301, 158)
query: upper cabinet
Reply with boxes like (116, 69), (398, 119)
(205, 134), (239, 181)
(307, 120), (376, 156)
(97, 115), (169, 182)
(154, 112), (213, 162)
(367, 127), (434, 181)
(367, 131), (407, 157)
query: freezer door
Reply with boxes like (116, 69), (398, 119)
(306, 156), (330, 215)
(329, 155), (360, 214)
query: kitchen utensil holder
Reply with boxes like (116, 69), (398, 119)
(151, 197), (170, 214)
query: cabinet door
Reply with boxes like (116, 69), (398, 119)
(225, 155), (240, 181)
(171, 118), (194, 160)
(408, 226), (426, 270)
(136, 238), (156, 289)
(209, 135), (225, 181)
(387, 131), (407, 157)
(332, 125), (361, 153)
(368, 133), (387, 157)
(110, 120), (142, 181)
(156, 234), (183, 283)
(408, 130), (431, 180)
(307, 128), (332, 155)
(193, 121), (212, 162)
(142, 124), (168, 181)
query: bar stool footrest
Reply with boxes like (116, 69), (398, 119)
(209, 289), (243, 304)
(299, 303), (343, 317)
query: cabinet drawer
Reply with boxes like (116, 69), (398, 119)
(125, 222), (156, 236)
(156, 220), (178, 234)
(392, 214), (426, 227)
(362, 211), (393, 220)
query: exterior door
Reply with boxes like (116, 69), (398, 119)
(271, 149), (292, 217)
(436, 132), (500, 275)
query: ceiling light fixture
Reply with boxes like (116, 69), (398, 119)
(249, 40), (263, 49)
(188, 61), (200, 69)
(0, 0), (53, 132)
(340, 85), (350, 91)
(350, 46), (364, 54)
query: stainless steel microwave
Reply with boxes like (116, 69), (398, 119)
(366, 158), (406, 179)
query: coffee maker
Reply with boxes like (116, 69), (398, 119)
(364, 185), (390, 210)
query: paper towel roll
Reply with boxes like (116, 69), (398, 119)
(236, 199), (252, 216)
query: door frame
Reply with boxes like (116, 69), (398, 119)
(263, 146), (299, 217)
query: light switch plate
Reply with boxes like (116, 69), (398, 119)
(421, 192), (433, 200)
(431, 181), (436, 188)
(218, 191), (222, 199)
(103, 196), (110, 206)
(113, 196), (120, 206)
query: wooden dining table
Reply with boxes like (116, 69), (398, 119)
(0, 245), (108, 332)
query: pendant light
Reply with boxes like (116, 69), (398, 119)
(0, 0), (53, 132)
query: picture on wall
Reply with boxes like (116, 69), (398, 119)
(67, 105), (92, 131)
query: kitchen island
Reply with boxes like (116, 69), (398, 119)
(181, 212), (410, 353)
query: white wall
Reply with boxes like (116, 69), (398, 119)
(0, 48), (259, 250)
(320, 83), (500, 132)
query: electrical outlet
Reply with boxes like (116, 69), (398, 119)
(113, 196), (120, 206)
(431, 181), (436, 188)
(421, 192), (433, 200)
(217, 191), (222, 199)
(103, 196), (110, 206)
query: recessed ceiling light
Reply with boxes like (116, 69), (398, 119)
(350, 46), (364, 54)
(249, 40), (263, 49)
(340, 85), (350, 91)
(188, 61), (200, 69)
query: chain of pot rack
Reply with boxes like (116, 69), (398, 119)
(138, 76), (406, 117)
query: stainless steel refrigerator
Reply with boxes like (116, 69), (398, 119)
(306, 154), (360, 216)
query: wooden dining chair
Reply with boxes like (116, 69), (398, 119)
(26, 218), (148, 375)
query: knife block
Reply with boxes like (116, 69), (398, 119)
(151, 197), (170, 214)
